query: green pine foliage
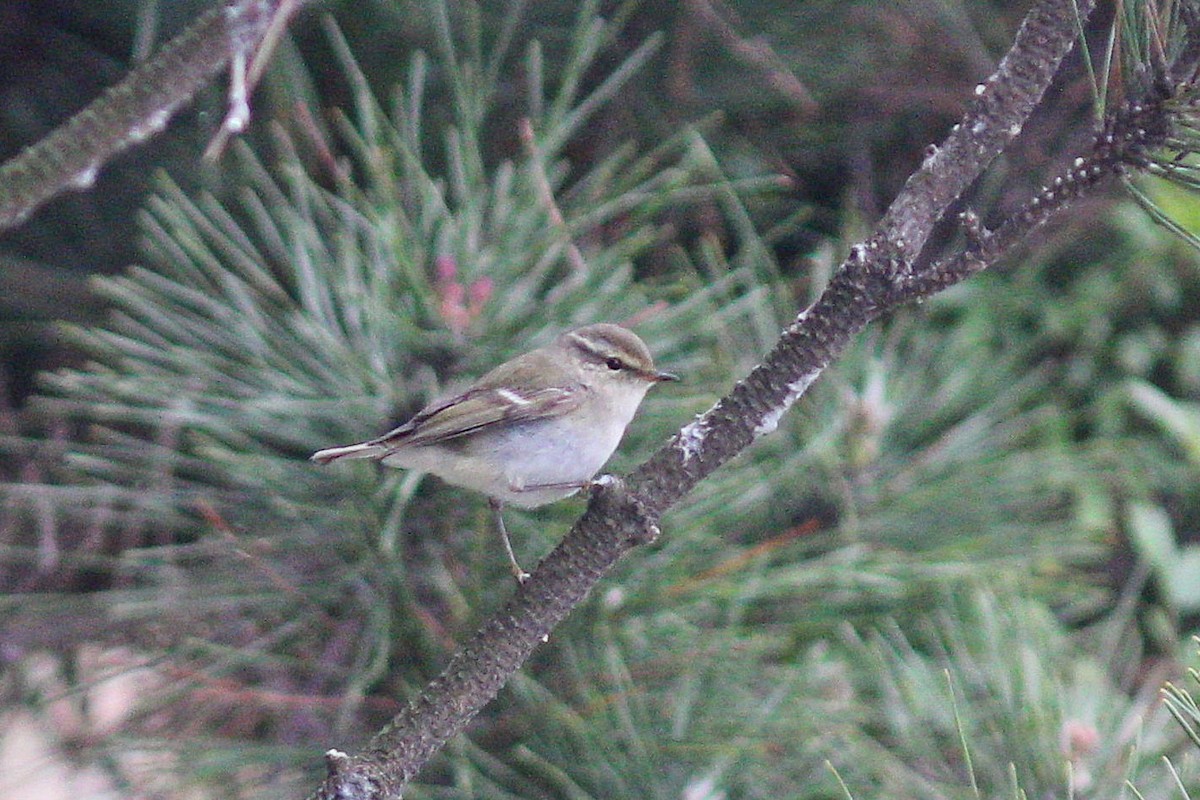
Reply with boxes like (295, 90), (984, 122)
(834, 589), (1196, 800)
(4, 1), (1200, 798)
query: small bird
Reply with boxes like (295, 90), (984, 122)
(311, 323), (677, 581)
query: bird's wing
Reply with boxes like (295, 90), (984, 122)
(372, 383), (586, 449)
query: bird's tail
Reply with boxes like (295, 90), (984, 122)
(310, 442), (388, 465)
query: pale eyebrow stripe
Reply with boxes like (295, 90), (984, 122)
(565, 331), (608, 365)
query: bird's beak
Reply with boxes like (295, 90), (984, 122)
(652, 370), (680, 383)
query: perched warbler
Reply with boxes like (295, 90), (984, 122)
(311, 323), (677, 580)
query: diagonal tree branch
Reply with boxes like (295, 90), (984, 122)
(309, 0), (1105, 798)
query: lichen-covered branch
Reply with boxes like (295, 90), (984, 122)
(629, 0), (1098, 519)
(875, 0), (1093, 263)
(312, 478), (658, 799)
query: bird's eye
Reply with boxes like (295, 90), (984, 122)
(605, 357), (624, 371)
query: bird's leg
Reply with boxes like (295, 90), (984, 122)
(489, 498), (530, 584)
(512, 480), (590, 494)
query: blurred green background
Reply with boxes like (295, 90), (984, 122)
(4, 1), (1200, 799)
